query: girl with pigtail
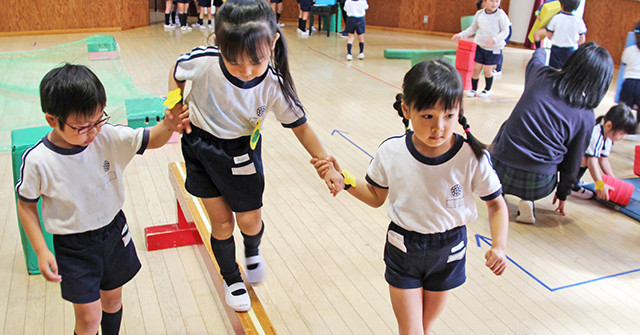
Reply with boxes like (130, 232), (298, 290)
(313, 59), (509, 334)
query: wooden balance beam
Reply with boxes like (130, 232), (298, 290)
(145, 162), (276, 335)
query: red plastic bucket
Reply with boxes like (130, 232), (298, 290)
(634, 145), (640, 176)
(602, 174), (634, 206)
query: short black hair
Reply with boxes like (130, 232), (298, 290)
(560, 0), (580, 12)
(40, 63), (106, 129)
(598, 104), (637, 134)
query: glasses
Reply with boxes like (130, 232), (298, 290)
(60, 112), (110, 135)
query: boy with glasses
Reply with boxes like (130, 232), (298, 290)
(16, 63), (189, 335)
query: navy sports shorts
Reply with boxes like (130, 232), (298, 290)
(345, 17), (366, 35)
(384, 222), (467, 291)
(53, 211), (141, 304)
(181, 125), (265, 213)
(549, 45), (575, 69)
(270, 0), (283, 3)
(620, 78), (640, 110)
(176, 0), (189, 4)
(213, 0), (223, 6)
(199, 0), (212, 7)
(474, 46), (502, 66)
(297, 0), (313, 11)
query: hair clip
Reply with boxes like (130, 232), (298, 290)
(464, 127), (471, 133)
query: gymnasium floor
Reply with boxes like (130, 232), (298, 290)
(0, 14), (639, 334)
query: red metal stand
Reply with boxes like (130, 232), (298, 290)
(145, 200), (202, 251)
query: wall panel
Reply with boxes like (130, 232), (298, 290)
(583, 0), (640, 64)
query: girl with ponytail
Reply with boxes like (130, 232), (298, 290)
(313, 59), (509, 334)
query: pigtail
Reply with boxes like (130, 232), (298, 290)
(458, 114), (487, 159)
(595, 115), (604, 125)
(393, 93), (410, 133)
(272, 31), (305, 116)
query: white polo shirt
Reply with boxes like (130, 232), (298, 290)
(546, 12), (587, 48)
(16, 124), (149, 234)
(366, 133), (502, 234)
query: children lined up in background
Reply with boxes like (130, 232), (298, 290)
(16, 64), (188, 335)
(168, 0), (343, 312)
(313, 59), (508, 334)
(571, 104), (636, 200)
(344, 0), (368, 60)
(533, 0), (586, 69)
(194, 0), (214, 29)
(164, 0), (179, 28)
(620, 20), (640, 114)
(453, 0), (511, 98)
(490, 42), (613, 224)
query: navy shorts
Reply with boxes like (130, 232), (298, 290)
(549, 45), (575, 69)
(213, 0), (223, 6)
(384, 222), (467, 291)
(176, 0), (189, 3)
(297, 0), (313, 11)
(53, 211), (141, 304)
(181, 125), (264, 213)
(620, 78), (640, 110)
(345, 17), (365, 35)
(199, 0), (211, 7)
(474, 46), (502, 66)
(270, 0), (283, 3)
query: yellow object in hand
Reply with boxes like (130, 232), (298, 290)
(595, 180), (605, 191)
(341, 169), (356, 190)
(164, 88), (182, 109)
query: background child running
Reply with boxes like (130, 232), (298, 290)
(452, 0), (511, 98)
(571, 104), (636, 201)
(490, 42), (613, 224)
(344, 0), (368, 60)
(313, 59), (508, 334)
(533, 0), (586, 69)
(168, 0), (343, 312)
(16, 64), (187, 335)
(620, 20), (640, 114)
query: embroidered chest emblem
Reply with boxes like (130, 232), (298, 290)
(256, 105), (266, 118)
(103, 160), (110, 172)
(451, 184), (463, 197)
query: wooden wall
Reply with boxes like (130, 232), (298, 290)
(282, 0), (638, 64)
(1, 0), (149, 34)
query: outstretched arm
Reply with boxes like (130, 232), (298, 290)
(291, 122), (345, 194)
(484, 196), (508, 276)
(17, 199), (61, 282)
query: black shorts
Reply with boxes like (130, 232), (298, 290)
(474, 46), (502, 66)
(297, 0), (313, 11)
(199, 0), (211, 7)
(384, 222), (467, 291)
(620, 78), (640, 110)
(213, 0), (223, 6)
(181, 125), (265, 212)
(53, 211), (141, 304)
(176, 0), (189, 3)
(345, 17), (365, 35)
(549, 45), (575, 69)
(270, 0), (283, 3)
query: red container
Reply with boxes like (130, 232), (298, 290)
(458, 69), (473, 90)
(634, 145), (640, 176)
(455, 50), (476, 72)
(602, 174), (634, 206)
(458, 39), (477, 52)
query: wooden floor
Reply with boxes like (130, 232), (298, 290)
(1, 12), (640, 335)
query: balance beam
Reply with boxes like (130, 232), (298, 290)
(166, 162), (277, 335)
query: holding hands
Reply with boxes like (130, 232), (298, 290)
(311, 156), (344, 197)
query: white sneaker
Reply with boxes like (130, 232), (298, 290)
(180, 26), (192, 32)
(492, 70), (502, 79)
(296, 28), (303, 34)
(311, 26), (317, 32)
(346, 54), (353, 61)
(357, 53), (365, 60)
(191, 23), (201, 28)
(208, 24), (214, 29)
(570, 187), (595, 199)
(278, 22), (285, 27)
(245, 250), (266, 284)
(298, 30), (309, 37)
(164, 24), (176, 29)
(516, 200), (535, 224)
(478, 90), (492, 98)
(466, 90), (477, 97)
(199, 24), (207, 30)
(223, 282), (251, 312)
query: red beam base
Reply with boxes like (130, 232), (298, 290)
(145, 201), (202, 251)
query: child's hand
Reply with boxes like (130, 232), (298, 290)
(486, 37), (496, 48)
(485, 247), (507, 276)
(452, 33), (461, 41)
(164, 103), (191, 134)
(552, 195), (567, 216)
(38, 249), (62, 282)
(324, 167), (345, 197)
(310, 156), (341, 179)
(596, 184), (613, 201)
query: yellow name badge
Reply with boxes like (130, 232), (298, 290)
(250, 120), (261, 150)
(164, 88), (182, 109)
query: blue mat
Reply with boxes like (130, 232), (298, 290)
(583, 177), (640, 221)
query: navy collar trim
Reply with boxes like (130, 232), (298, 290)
(219, 57), (268, 89)
(405, 132), (464, 165)
(42, 135), (87, 155)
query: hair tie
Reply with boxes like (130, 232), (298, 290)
(464, 127), (471, 133)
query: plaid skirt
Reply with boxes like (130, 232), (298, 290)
(491, 158), (557, 201)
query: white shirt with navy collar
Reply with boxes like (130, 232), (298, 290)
(546, 11), (587, 48)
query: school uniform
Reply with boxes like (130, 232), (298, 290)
(366, 132), (502, 290)
(620, 45), (640, 110)
(458, 8), (511, 66)
(16, 124), (148, 303)
(173, 46), (306, 212)
(344, 0), (368, 35)
(546, 12), (587, 69)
